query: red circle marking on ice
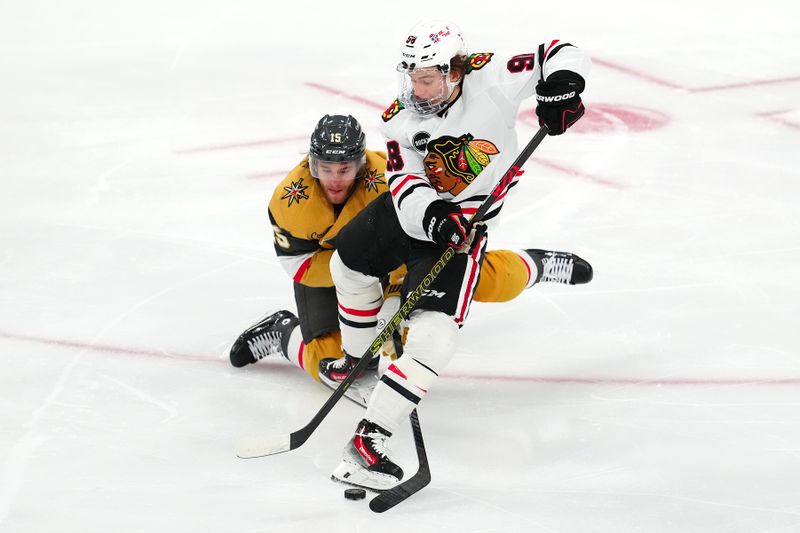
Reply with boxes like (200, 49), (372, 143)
(520, 103), (670, 133)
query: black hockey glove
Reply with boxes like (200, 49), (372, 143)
(423, 200), (469, 250)
(535, 71), (586, 135)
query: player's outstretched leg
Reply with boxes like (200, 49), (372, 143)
(229, 310), (299, 367)
(523, 249), (593, 285)
(331, 418), (404, 491)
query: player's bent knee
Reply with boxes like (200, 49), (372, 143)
(330, 251), (379, 296)
(403, 311), (458, 374)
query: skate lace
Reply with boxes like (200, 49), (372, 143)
(361, 429), (391, 459)
(331, 355), (356, 371)
(542, 254), (574, 284)
(247, 332), (281, 360)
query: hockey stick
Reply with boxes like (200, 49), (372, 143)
(369, 408), (429, 512)
(365, 303), (430, 511)
(235, 125), (549, 459)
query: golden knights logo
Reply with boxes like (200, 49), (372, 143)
(466, 52), (494, 74)
(281, 177), (309, 207)
(363, 168), (386, 193)
(382, 99), (404, 122)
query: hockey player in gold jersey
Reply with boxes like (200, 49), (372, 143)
(229, 114), (583, 406)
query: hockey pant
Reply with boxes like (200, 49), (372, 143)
(331, 192), (493, 432)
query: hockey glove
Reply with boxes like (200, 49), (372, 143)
(423, 200), (469, 249)
(458, 221), (487, 255)
(535, 70), (586, 135)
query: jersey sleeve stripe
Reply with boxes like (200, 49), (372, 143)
(455, 194), (488, 204)
(544, 39), (560, 60)
(455, 234), (487, 324)
(397, 182), (433, 208)
(390, 174), (425, 197)
(546, 42), (574, 61)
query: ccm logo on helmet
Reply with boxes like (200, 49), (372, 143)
(536, 91), (576, 103)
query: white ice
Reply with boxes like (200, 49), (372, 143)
(1, 1), (799, 532)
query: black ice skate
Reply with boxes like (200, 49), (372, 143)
(318, 353), (379, 408)
(524, 249), (594, 285)
(331, 419), (404, 491)
(229, 310), (299, 367)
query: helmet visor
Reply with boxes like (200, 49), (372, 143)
(309, 158), (362, 182)
(397, 65), (453, 116)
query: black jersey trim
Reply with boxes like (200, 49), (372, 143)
(455, 194), (488, 205)
(546, 43), (574, 61)
(388, 173), (411, 187)
(397, 183), (433, 208)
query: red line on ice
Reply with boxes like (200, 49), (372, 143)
(758, 109), (800, 131)
(593, 57), (800, 93)
(534, 158), (624, 189)
(591, 58), (685, 90)
(692, 76), (800, 92)
(303, 82), (385, 110)
(4, 331), (800, 387)
(246, 170), (290, 180)
(0, 330), (210, 364)
(175, 135), (308, 154)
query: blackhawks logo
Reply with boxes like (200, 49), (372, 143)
(281, 177), (309, 207)
(363, 168), (386, 193)
(423, 134), (499, 196)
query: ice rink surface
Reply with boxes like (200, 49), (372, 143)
(2, 1), (799, 531)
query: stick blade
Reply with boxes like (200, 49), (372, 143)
(235, 433), (291, 458)
(368, 469), (432, 513)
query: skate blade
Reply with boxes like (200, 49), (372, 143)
(330, 460), (400, 492)
(319, 374), (378, 408)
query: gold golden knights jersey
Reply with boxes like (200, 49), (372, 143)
(268, 150), (388, 287)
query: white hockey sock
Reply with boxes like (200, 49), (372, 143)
(365, 348), (443, 433)
(330, 251), (383, 358)
(364, 379), (418, 435)
(284, 327), (305, 371)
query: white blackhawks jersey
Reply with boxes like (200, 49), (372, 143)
(381, 41), (591, 242)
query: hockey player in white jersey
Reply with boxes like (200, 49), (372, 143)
(325, 20), (592, 489)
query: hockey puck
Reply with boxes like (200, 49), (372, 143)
(344, 488), (366, 500)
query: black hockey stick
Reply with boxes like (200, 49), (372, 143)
(369, 409), (429, 512)
(235, 125), (549, 459)
(366, 303), (429, 511)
